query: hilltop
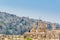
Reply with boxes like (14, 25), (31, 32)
(0, 12), (60, 35)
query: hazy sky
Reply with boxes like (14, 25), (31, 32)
(0, 0), (60, 24)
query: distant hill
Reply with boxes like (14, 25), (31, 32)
(0, 12), (60, 35)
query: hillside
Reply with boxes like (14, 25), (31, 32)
(0, 12), (60, 35)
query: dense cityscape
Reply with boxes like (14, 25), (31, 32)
(0, 0), (60, 40)
(0, 18), (60, 40)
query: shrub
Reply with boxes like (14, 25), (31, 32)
(25, 38), (32, 40)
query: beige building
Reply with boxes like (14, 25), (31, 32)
(0, 20), (60, 40)
(24, 20), (60, 40)
(0, 35), (24, 40)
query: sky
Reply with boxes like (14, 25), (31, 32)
(0, 0), (60, 24)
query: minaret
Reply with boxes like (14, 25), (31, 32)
(38, 20), (43, 32)
(38, 20), (43, 29)
(30, 22), (36, 32)
(51, 23), (56, 39)
(43, 21), (48, 32)
(52, 23), (56, 30)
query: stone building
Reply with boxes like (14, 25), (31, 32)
(24, 20), (60, 40)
